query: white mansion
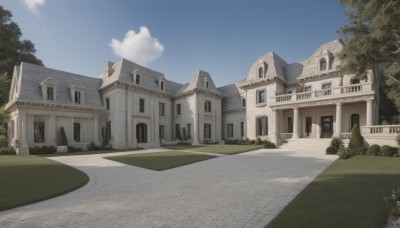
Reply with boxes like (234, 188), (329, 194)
(5, 39), (399, 154)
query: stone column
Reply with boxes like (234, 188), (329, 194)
(366, 100), (374, 126)
(49, 115), (56, 144)
(16, 111), (29, 155)
(192, 93), (200, 145)
(154, 96), (160, 145)
(335, 102), (342, 137)
(271, 109), (279, 145)
(126, 91), (133, 148)
(293, 107), (299, 139)
(94, 114), (99, 145)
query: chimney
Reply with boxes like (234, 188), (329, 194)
(104, 61), (114, 77)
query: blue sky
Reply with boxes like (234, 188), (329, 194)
(1, 0), (347, 86)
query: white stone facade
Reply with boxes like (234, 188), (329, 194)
(6, 39), (397, 154)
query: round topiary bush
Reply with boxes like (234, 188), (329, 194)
(367, 144), (381, 156)
(326, 146), (338, 155)
(381, 145), (394, 157)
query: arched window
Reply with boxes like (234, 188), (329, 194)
(350, 114), (360, 131)
(258, 67), (263, 78)
(320, 59), (327, 71)
(136, 123), (147, 143)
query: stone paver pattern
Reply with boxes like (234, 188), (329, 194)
(0, 148), (336, 228)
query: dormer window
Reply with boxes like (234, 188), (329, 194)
(47, 87), (54, 100)
(205, 81), (209, 88)
(320, 58), (327, 71)
(241, 97), (246, 107)
(70, 85), (85, 105)
(258, 67), (263, 78)
(40, 78), (57, 101)
(160, 81), (164, 90)
(135, 74), (140, 84)
(203, 77), (209, 88)
(75, 91), (81, 104)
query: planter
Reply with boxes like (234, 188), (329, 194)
(57, 145), (68, 153)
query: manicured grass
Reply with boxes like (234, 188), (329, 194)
(106, 151), (216, 171)
(42, 148), (143, 157)
(266, 156), (400, 228)
(0, 156), (89, 211)
(163, 144), (264, 155)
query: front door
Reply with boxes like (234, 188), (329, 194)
(321, 116), (333, 138)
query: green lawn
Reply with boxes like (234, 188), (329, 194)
(266, 156), (400, 228)
(163, 144), (264, 155)
(0, 156), (89, 211)
(42, 148), (143, 157)
(106, 151), (216, 171)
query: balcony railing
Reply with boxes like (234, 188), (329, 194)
(340, 133), (351, 139)
(271, 83), (373, 104)
(361, 125), (400, 135)
(280, 133), (293, 139)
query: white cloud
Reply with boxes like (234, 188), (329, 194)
(110, 26), (164, 66)
(23, 0), (45, 16)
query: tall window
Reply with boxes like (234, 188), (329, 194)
(187, 124), (191, 139)
(75, 91), (81, 104)
(205, 100), (211, 112)
(135, 74), (140, 84)
(159, 102), (165, 116)
(176, 104), (181, 115)
(136, 123), (147, 143)
(74, 123), (80, 142)
(34, 121), (45, 143)
(258, 67), (263, 78)
(204, 124), (211, 139)
(105, 97), (110, 110)
(351, 114), (360, 130)
(306, 116), (312, 136)
(205, 81), (209, 88)
(241, 97), (246, 107)
(257, 90), (265, 104)
(320, 58), (327, 71)
(227, 124), (234, 138)
(240, 122), (244, 137)
(47, 87), (54, 100)
(288, 117), (293, 133)
(256, 117), (268, 136)
(139, 98), (145, 113)
(175, 124), (181, 140)
(322, 83), (331, 90)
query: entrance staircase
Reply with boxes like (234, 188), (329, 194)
(279, 138), (332, 153)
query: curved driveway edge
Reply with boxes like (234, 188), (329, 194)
(0, 149), (336, 228)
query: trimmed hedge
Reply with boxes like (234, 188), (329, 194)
(29, 146), (57, 154)
(381, 145), (396, 157)
(326, 146), (338, 155)
(0, 147), (16, 155)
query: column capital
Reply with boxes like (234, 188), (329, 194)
(336, 102), (343, 106)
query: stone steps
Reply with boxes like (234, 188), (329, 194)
(279, 138), (332, 153)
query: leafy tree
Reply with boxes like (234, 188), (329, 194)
(338, 0), (400, 108)
(0, 6), (43, 105)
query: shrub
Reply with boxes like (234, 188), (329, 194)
(57, 127), (68, 146)
(330, 137), (342, 150)
(0, 135), (7, 148)
(348, 124), (364, 155)
(68, 146), (83, 153)
(249, 140), (256, 145)
(397, 133), (400, 147)
(263, 140), (276, 149)
(0, 147), (16, 155)
(326, 146), (338, 155)
(29, 145), (56, 154)
(338, 147), (353, 159)
(381, 145), (395, 157)
(225, 139), (241, 145)
(255, 137), (263, 145)
(385, 188), (400, 217)
(87, 142), (101, 151)
(101, 122), (111, 147)
(367, 144), (381, 156)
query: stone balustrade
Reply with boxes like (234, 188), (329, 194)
(280, 133), (293, 139)
(362, 125), (400, 135)
(272, 83), (373, 104)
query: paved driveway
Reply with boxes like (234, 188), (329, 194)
(0, 148), (336, 228)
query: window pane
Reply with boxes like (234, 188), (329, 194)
(74, 123), (80, 142)
(47, 87), (53, 100)
(34, 122), (45, 143)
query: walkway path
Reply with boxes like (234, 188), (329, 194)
(0, 148), (336, 228)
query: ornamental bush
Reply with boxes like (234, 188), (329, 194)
(338, 147), (353, 159)
(381, 145), (395, 157)
(367, 144), (381, 156)
(57, 127), (68, 146)
(326, 146), (338, 155)
(255, 137), (263, 145)
(263, 140), (276, 149)
(348, 124), (364, 155)
(330, 137), (342, 150)
(0, 147), (16, 155)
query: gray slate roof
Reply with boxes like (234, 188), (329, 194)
(15, 62), (103, 108)
(174, 70), (223, 96)
(218, 81), (245, 111)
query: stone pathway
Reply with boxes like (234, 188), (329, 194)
(0, 148), (336, 228)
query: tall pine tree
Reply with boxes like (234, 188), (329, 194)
(339, 0), (400, 111)
(0, 6), (43, 105)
